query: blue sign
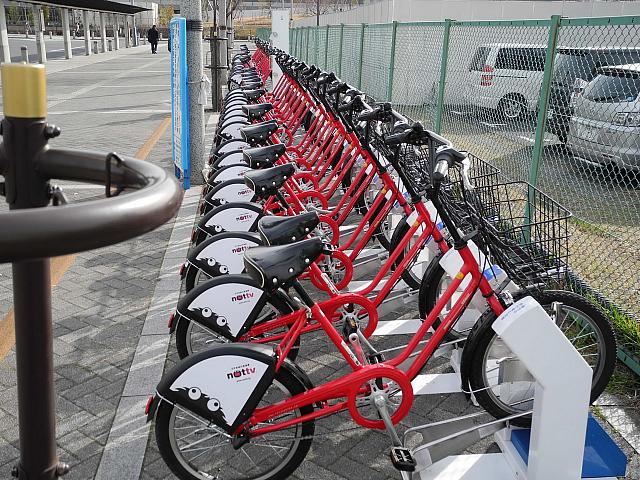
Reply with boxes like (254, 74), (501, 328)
(170, 17), (190, 189)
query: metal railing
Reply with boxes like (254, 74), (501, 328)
(290, 15), (640, 375)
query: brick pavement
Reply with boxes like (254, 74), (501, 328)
(0, 45), (178, 479)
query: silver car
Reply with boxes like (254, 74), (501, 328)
(567, 63), (640, 171)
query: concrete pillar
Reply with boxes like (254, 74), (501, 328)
(83, 10), (91, 55)
(0, 1), (11, 63)
(218, 0), (228, 87)
(124, 16), (131, 48)
(33, 5), (46, 63)
(227, 14), (233, 67)
(113, 15), (120, 50)
(61, 8), (72, 59)
(100, 12), (107, 52)
(182, 0), (205, 185)
(132, 13), (138, 46)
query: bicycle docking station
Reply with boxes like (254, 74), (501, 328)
(396, 296), (626, 480)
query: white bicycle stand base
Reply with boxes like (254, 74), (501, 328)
(395, 298), (627, 480)
(401, 412), (625, 480)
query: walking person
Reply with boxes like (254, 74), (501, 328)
(147, 25), (159, 54)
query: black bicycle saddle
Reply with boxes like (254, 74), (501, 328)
(244, 237), (324, 290)
(257, 211), (320, 246)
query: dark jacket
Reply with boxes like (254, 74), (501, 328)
(147, 27), (159, 42)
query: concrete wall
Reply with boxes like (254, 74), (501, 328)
(293, 0), (640, 26)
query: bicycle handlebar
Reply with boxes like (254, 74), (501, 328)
(431, 147), (469, 186)
(327, 81), (348, 95)
(0, 147), (183, 263)
(384, 121), (453, 148)
(317, 72), (336, 86)
(337, 95), (364, 113)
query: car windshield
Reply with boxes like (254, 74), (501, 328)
(583, 72), (640, 103)
(552, 51), (596, 86)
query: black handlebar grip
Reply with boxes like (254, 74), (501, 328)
(337, 96), (364, 113)
(317, 72), (336, 86)
(435, 147), (467, 166)
(327, 81), (348, 95)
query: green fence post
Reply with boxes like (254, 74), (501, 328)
(434, 19), (453, 134)
(530, 15), (561, 188)
(324, 25), (329, 70)
(306, 26), (310, 62)
(313, 26), (318, 65)
(386, 21), (399, 102)
(337, 23), (344, 77)
(524, 15), (561, 237)
(357, 23), (366, 89)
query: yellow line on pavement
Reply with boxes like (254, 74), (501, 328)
(135, 117), (171, 160)
(0, 116), (171, 360)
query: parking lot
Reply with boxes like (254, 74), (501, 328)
(438, 106), (640, 320)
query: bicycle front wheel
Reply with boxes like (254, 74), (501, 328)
(466, 289), (616, 427)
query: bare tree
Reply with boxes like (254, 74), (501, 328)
(228, 0), (243, 20)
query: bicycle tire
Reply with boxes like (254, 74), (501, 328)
(342, 165), (393, 250)
(155, 363), (314, 480)
(388, 217), (436, 290)
(175, 291), (298, 360)
(465, 289), (616, 428)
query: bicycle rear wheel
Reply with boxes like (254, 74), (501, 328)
(155, 364), (314, 480)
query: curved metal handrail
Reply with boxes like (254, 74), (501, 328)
(0, 147), (183, 263)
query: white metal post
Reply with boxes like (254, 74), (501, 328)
(113, 15), (120, 50)
(271, 9), (290, 86)
(124, 15), (131, 47)
(34, 5), (46, 63)
(0, 1), (11, 63)
(61, 8), (72, 59)
(100, 12), (107, 52)
(131, 11), (138, 46)
(493, 297), (592, 480)
(227, 11), (233, 69)
(83, 10), (91, 55)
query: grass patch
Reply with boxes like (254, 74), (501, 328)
(608, 304), (640, 360)
(606, 362), (640, 398)
(570, 216), (609, 236)
(584, 293), (640, 360)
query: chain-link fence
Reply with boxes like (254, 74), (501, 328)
(255, 27), (271, 41)
(290, 16), (640, 375)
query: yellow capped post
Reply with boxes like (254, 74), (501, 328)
(1, 63), (47, 118)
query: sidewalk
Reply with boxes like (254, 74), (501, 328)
(0, 44), (180, 479)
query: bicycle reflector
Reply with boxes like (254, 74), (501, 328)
(167, 313), (176, 330)
(145, 395), (155, 415)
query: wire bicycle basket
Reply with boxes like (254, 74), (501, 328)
(462, 180), (571, 290)
(443, 153), (502, 230)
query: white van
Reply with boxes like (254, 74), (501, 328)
(466, 44), (546, 120)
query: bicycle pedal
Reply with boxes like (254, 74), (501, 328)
(390, 447), (416, 472)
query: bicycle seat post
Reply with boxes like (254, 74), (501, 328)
(0, 63), (67, 480)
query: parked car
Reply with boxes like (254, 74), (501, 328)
(566, 63), (640, 171)
(466, 43), (546, 120)
(548, 47), (640, 143)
